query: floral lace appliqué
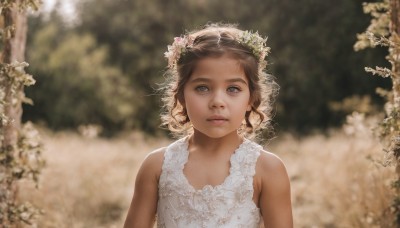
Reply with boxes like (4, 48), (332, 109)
(157, 137), (262, 228)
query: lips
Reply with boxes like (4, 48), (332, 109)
(207, 115), (228, 123)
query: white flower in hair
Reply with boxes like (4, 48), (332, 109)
(164, 36), (194, 68)
(164, 29), (270, 73)
(237, 30), (270, 71)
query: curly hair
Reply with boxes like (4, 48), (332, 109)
(160, 23), (279, 140)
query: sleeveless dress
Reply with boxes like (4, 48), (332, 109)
(157, 137), (262, 228)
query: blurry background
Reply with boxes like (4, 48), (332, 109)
(23, 0), (390, 136)
(18, 0), (396, 227)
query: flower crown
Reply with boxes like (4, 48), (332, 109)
(164, 30), (270, 73)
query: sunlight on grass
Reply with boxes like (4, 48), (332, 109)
(19, 128), (395, 227)
(19, 130), (169, 228)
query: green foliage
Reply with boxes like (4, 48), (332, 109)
(24, 20), (137, 134)
(261, 0), (390, 131)
(24, 0), (391, 134)
(76, 0), (390, 133)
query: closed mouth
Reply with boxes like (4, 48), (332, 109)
(207, 116), (228, 122)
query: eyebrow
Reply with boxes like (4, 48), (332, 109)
(189, 77), (248, 85)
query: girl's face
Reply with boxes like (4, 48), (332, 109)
(182, 55), (252, 139)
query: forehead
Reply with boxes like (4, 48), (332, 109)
(189, 55), (247, 82)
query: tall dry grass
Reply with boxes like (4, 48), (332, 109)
(18, 125), (395, 227)
(18, 129), (170, 228)
(268, 131), (394, 227)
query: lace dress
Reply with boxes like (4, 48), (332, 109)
(157, 137), (262, 228)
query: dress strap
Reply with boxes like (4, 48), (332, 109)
(230, 139), (262, 178)
(161, 137), (188, 172)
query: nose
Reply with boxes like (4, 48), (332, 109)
(209, 90), (225, 109)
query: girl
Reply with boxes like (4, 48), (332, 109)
(124, 23), (293, 228)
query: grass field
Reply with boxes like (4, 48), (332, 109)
(18, 125), (395, 227)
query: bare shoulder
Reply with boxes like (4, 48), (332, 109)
(255, 149), (290, 187)
(257, 150), (287, 173)
(137, 147), (167, 180)
(143, 147), (166, 165)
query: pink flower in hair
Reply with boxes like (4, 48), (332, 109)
(164, 35), (194, 68)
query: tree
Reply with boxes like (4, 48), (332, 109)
(75, 0), (389, 133)
(355, 0), (400, 224)
(24, 0), (390, 134)
(25, 18), (137, 134)
(0, 0), (44, 226)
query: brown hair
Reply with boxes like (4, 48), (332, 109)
(160, 23), (278, 140)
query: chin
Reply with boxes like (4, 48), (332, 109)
(195, 129), (238, 139)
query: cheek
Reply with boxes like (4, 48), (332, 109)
(233, 96), (252, 116)
(182, 90), (198, 111)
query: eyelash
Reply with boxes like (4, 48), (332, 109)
(195, 85), (209, 92)
(194, 85), (242, 93)
(227, 86), (241, 93)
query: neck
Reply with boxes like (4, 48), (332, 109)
(188, 130), (243, 155)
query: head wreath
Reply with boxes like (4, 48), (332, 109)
(164, 30), (270, 74)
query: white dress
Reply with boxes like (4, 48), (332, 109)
(157, 137), (262, 228)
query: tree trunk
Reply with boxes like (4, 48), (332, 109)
(1, 0), (27, 147)
(0, 1), (28, 226)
